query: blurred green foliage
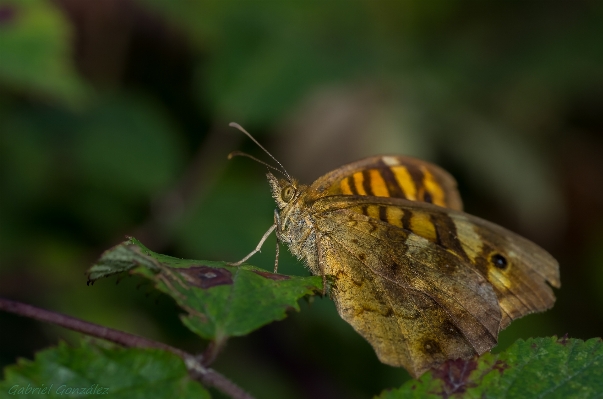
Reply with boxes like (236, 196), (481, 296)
(0, 342), (210, 398)
(1, 0), (603, 398)
(0, 0), (88, 104)
(379, 337), (603, 399)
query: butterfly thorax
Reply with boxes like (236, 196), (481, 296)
(267, 172), (322, 275)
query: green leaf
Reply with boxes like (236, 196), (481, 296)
(377, 337), (603, 399)
(0, 341), (209, 398)
(88, 237), (322, 343)
(0, 0), (89, 105)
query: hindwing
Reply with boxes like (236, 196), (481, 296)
(310, 195), (559, 377)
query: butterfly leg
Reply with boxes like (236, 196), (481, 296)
(274, 241), (280, 273)
(273, 209), (282, 273)
(227, 224), (276, 266)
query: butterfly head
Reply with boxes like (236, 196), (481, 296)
(227, 122), (301, 210)
(266, 172), (303, 209)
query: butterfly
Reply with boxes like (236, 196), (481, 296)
(228, 123), (561, 378)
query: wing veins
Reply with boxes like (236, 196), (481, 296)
(333, 210), (499, 325)
(318, 233), (418, 370)
(315, 194), (558, 290)
(323, 228), (486, 355)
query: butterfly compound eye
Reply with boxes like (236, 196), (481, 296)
(281, 186), (295, 203)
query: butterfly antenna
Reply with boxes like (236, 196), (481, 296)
(228, 151), (287, 177)
(228, 122), (292, 181)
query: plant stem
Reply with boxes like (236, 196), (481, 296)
(200, 338), (226, 366)
(0, 297), (185, 355)
(0, 297), (254, 399)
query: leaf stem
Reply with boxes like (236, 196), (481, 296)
(0, 297), (255, 399)
(200, 338), (226, 366)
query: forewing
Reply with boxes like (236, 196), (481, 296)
(316, 196), (560, 331)
(314, 206), (501, 377)
(448, 213), (560, 328)
(306, 155), (463, 210)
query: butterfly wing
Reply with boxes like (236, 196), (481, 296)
(444, 210), (560, 328)
(307, 155), (463, 211)
(311, 195), (559, 377)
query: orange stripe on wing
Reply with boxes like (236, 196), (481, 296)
(366, 205), (380, 219)
(421, 166), (446, 207)
(340, 177), (353, 195)
(386, 206), (404, 227)
(369, 169), (390, 197)
(353, 172), (367, 195)
(391, 166), (417, 200)
(410, 212), (437, 242)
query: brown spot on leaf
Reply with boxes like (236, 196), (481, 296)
(432, 358), (478, 397)
(557, 333), (569, 345)
(252, 270), (290, 281)
(492, 360), (509, 374)
(178, 266), (233, 289)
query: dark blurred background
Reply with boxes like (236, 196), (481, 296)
(1, 1), (602, 398)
